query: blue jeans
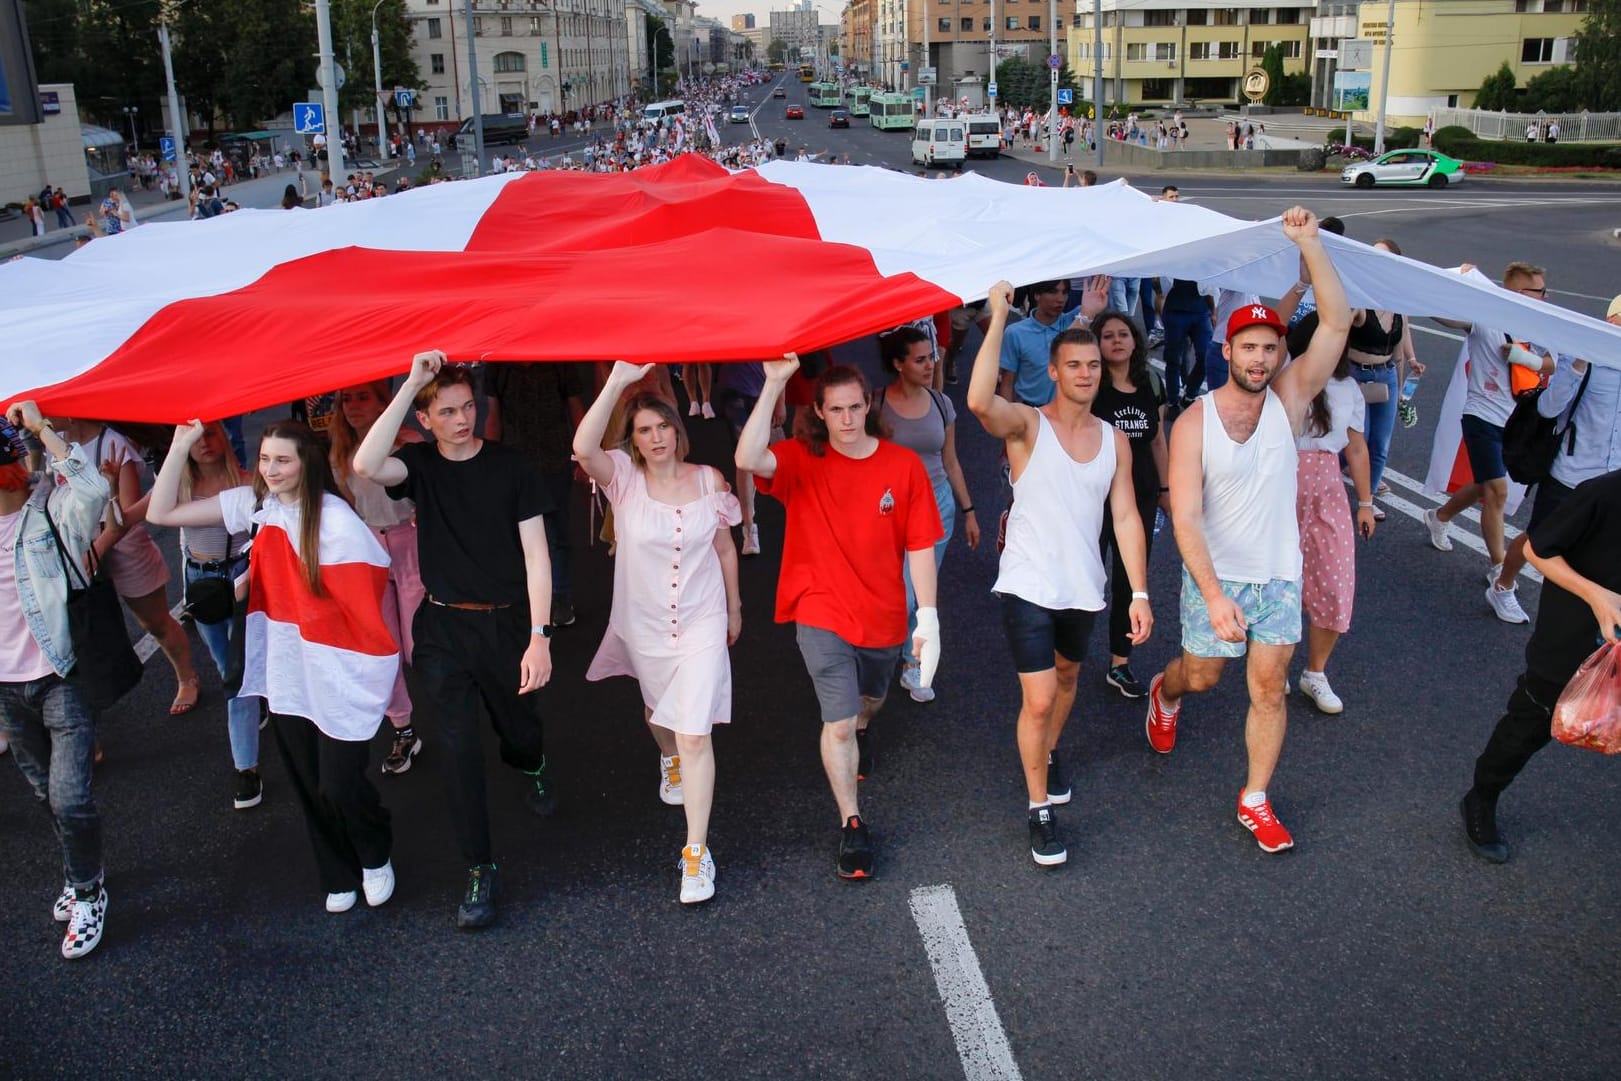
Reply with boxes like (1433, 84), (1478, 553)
(1161, 309), (1214, 404)
(1349, 363), (1397, 493)
(1203, 339), (1228, 391)
(0, 675), (103, 888)
(185, 560), (260, 771)
(1140, 278), (1160, 334)
(1108, 278), (1142, 324)
(902, 477), (955, 668)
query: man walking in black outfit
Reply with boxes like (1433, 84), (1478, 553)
(1461, 467), (1621, 862)
(355, 351), (556, 929)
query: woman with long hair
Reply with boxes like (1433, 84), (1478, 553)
(330, 381), (427, 777)
(49, 417), (200, 715)
(150, 420), (400, 914)
(1088, 311), (1169, 700)
(574, 363), (741, 905)
(877, 327), (978, 703)
(175, 421), (264, 809)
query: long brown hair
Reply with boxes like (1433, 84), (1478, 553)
(328, 379), (393, 498)
(252, 421), (340, 596)
(618, 394), (690, 468)
(804, 364), (885, 457)
(1305, 353), (1354, 439)
(179, 421), (247, 502)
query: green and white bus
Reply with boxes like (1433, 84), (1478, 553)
(847, 86), (872, 117)
(808, 82), (842, 108)
(869, 92), (915, 131)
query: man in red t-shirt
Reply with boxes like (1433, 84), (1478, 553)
(737, 356), (944, 880)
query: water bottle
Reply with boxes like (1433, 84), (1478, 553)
(1398, 370), (1421, 429)
(1399, 372), (1421, 403)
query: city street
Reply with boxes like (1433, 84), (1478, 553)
(3, 79), (1620, 1081)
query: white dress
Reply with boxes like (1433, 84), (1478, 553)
(586, 451), (741, 735)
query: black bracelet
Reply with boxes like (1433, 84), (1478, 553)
(1159, 486), (1169, 493)
(960, 505), (974, 514)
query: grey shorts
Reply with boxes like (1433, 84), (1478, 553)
(795, 623), (900, 724)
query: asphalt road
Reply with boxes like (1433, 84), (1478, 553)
(3, 77), (1620, 1081)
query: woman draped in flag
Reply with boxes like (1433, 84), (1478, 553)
(149, 420), (400, 915)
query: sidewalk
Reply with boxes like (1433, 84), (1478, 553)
(996, 112), (1329, 179)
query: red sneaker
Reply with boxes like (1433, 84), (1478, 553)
(1145, 673), (1179, 754)
(1237, 793), (1295, 853)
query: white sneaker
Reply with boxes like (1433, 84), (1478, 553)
(1424, 508), (1453, 552)
(326, 890), (357, 913)
(678, 844), (716, 904)
(60, 885), (107, 960)
(1298, 671), (1344, 715)
(687, 400), (701, 416)
(362, 860), (395, 907)
(741, 523), (760, 556)
(701, 401), (715, 420)
(659, 754), (684, 806)
(1486, 583), (1530, 624)
(53, 881), (74, 922)
(899, 663), (936, 703)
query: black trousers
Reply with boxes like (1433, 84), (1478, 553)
(270, 714), (392, 893)
(1472, 671), (1565, 799)
(412, 603), (546, 865)
(1100, 490), (1159, 660)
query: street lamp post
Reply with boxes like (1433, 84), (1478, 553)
(372, 0), (392, 159)
(122, 105), (139, 152)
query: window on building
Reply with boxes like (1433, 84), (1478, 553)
(1281, 40), (1301, 58)
(1249, 8), (1271, 24)
(434, 95), (449, 120)
(1142, 78), (1174, 99)
(1218, 40), (1242, 59)
(426, 17), (442, 38)
(430, 53), (445, 74)
(1190, 41), (1209, 60)
(962, 16), (974, 29)
(529, 17), (542, 33)
(494, 50), (526, 72)
(940, 18), (951, 32)
(500, 16), (512, 35)
(1159, 42), (1177, 61)
(473, 17), (483, 35)
(1212, 9), (1240, 26)
(1128, 42), (1145, 61)
(1186, 10), (1207, 25)
(1521, 37), (1554, 63)
(1276, 8), (1300, 23)
(1071, 14), (1083, 28)
(983, 16), (991, 30)
(1005, 15), (1019, 30)
(1027, 15), (1039, 29)
(1543, 0), (1564, 10)
(1144, 10), (1176, 27)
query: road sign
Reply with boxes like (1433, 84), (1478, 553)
(316, 62), (346, 91)
(1057, 88), (1073, 105)
(394, 88), (415, 109)
(900, 61), (909, 72)
(1338, 38), (1373, 71)
(987, 81), (998, 99)
(293, 102), (326, 135)
(158, 136), (176, 163)
(918, 66), (936, 86)
(1048, 54), (1062, 71)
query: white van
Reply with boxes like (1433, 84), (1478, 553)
(962, 114), (1003, 158)
(911, 118), (967, 169)
(642, 99), (687, 123)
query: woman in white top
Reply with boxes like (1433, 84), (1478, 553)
(1292, 351), (1377, 715)
(330, 381), (426, 777)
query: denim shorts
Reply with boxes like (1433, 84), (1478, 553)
(1180, 570), (1302, 658)
(1460, 414), (1507, 483)
(997, 592), (1097, 673)
(794, 623), (899, 723)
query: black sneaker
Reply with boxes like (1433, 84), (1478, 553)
(457, 863), (499, 930)
(233, 769), (262, 810)
(1106, 664), (1148, 700)
(551, 597), (577, 627)
(381, 730), (422, 775)
(837, 815), (874, 880)
(525, 757), (558, 818)
(1046, 751), (1071, 805)
(856, 729), (872, 781)
(1460, 789), (1510, 863)
(1029, 806), (1067, 867)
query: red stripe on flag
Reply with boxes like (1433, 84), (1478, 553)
(247, 528), (396, 657)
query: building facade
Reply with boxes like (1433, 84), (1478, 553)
(771, 3), (823, 64)
(871, 0), (1069, 96)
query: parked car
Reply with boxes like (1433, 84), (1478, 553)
(730, 105), (751, 124)
(447, 113), (528, 149)
(828, 108), (850, 129)
(785, 104), (805, 119)
(1341, 148), (1467, 189)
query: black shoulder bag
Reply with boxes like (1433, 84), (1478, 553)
(42, 509), (144, 712)
(1502, 364), (1592, 485)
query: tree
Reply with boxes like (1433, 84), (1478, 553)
(995, 57), (1080, 109)
(766, 38), (788, 65)
(1576, 0), (1621, 110)
(1521, 65), (1584, 112)
(330, 0), (424, 124)
(25, 0), (166, 134)
(1474, 61), (1518, 111)
(1260, 43), (1286, 106)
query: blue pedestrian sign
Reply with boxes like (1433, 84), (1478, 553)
(158, 136), (176, 162)
(1057, 89), (1074, 105)
(1048, 54), (1062, 71)
(293, 102), (326, 135)
(394, 88), (415, 109)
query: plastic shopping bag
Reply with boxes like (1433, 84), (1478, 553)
(1550, 642), (1621, 755)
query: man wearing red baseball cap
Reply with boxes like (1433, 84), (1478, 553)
(1143, 207), (1352, 854)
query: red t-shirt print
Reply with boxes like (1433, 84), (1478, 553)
(757, 438), (944, 648)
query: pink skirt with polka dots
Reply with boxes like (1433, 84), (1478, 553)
(1296, 451), (1356, 633)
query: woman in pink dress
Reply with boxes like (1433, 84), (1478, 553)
(574, 361), (742, 905)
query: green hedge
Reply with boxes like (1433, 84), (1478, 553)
(1432, 125), (1621, 167)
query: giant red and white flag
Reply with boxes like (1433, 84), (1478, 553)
(4, 157), (1619, 424)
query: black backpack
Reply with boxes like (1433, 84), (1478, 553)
(1502, 365), (1591, 485)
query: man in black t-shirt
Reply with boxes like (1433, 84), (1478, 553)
(354, 351), (556, 930)
(1461, 467), (1621, 863)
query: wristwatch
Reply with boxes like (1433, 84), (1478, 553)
(530, 625), (552, 639)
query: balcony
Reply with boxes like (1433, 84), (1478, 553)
(1308, 14), (1356, 39)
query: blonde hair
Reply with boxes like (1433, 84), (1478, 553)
(1502, 261), (1545, 288)
(328, 380), (393, 499)
(179, 421), (247, 502)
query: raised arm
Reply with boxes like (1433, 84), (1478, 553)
(354, 351), (441, 486)
(967, 281), (1034, 442)
(736, 355), (798, 480)
(147, 420), (228, 529)
(1273, 208), (1351, 422)
(572, 361), (654, 487)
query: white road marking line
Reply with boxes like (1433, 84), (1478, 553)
(909, 885), (1024, 1081)
(134, 601), (185, 663)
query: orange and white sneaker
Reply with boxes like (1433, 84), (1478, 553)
(1145, 673), (1179, 754)
(1237, 792), (1295, 853)
(658, 754), (683, 806)
(679, 844), (716, 904)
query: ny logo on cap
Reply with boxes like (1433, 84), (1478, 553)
(1251, 306), (1269, 319)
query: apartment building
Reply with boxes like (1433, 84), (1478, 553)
(868, 0), (1063, 94)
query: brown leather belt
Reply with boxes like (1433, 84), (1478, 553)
(427, 595), (511, 611)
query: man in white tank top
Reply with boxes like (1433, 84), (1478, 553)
(1144, 207), (1351, 854)
(968, 282), (1154, 868)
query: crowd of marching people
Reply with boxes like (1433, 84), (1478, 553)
(5, 167), (1620, 964)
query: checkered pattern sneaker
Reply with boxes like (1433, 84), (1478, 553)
(61, 885), (107, 960)
(52, 881), (74, 922)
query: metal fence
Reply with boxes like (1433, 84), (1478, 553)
(1430, 107), (1621, 143)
